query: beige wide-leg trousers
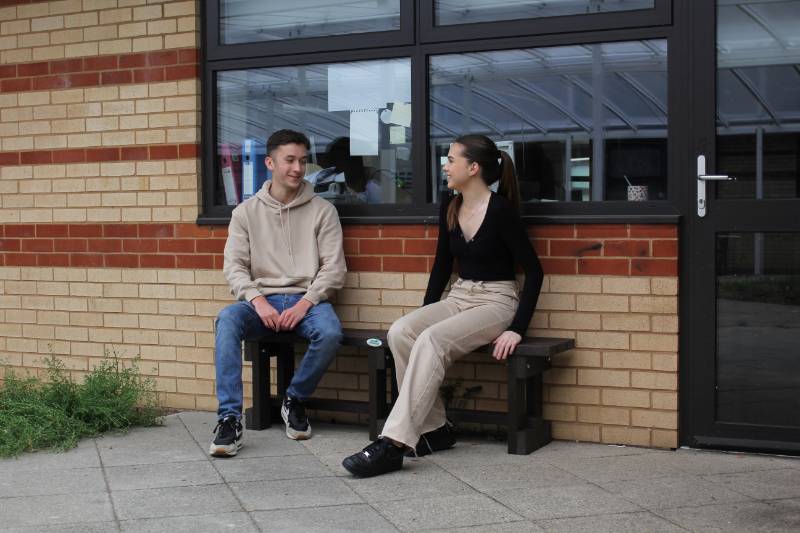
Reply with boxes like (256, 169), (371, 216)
(380, 277), (520, 448)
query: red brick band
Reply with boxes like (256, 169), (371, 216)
(0, 143), (200, 166)
(0, 48), (199, 94)
(0, 223), (678, 275)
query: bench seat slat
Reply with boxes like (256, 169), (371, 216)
(248, 329), (574, 358)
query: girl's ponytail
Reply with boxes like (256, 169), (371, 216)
(496, 149), (520, 209)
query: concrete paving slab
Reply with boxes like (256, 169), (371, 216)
(228, 476), (362, 511)
(655, 501), (794, 532)
(550, 452), (684, 483)
(373, 493), (523, 531)
(96, 424), (206, 467)
(0, 467), (106, 498)
(251, 503), (398, 532)
(600, 475), (751, 510)
(427, 522), (545, 533)
(536, 511), (687, 532)
(664, 448), (799, 475)
(443, 461), (584, 491)
(425, 440), (542, 469)
(111, 484), (241, 520)
(344, 457), (475, 502)
(1, 413), (798, 532)
(119, 512), (258, 533)
(489, 483), (642, 520)
(0, 492), (114, 529)
(0, 439), (100, 473)
(531, 440), (662, 460)
(0, 522), (117, 533)
(767, 498), (800, 531)
(703, 468), (800, 500)
(213, 453), (332, 483)
(105, 460), (222, 491)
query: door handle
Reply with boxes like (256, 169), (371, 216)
(697, 155), (735, 217)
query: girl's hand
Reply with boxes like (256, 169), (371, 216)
(492, 330), (522, 360)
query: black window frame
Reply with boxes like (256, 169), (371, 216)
(198, 0), (683, 226)
(419, 0), (672, 43)
(205, 0), (415, 61)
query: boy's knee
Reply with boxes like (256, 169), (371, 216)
(313, 324), (343, 347)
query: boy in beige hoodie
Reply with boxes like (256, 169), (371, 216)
(210, 130), (347, 457)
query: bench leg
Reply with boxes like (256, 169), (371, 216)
(276, 342), (295, 398)
(368, 347), (392, 440)
(245, 340), (271, 430)
(507, 364), (551, 455)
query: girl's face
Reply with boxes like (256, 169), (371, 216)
(443, 142), (479, 191)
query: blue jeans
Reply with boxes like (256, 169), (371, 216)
(214, 293), (343, 421)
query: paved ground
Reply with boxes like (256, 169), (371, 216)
(0, 412), (799, 532)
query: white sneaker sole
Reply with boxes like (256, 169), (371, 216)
(281, 406), (312, 440)
(209, 426), (244, 457)
(209, 440), (242, 457)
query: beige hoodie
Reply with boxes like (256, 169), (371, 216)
(223, 179), (347, 305)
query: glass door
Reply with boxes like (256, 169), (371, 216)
(684, 0), (800, 453)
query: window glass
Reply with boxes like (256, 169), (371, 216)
(220, 0), (401, 44)
(215, 58), (413, 206)
(435, 0), (655, 26)
(429, 39), (668, 203)
(715, 0), (800, 199)
(716, 232), (800, 427)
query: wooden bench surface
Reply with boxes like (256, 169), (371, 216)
(248, 328), (574, 358)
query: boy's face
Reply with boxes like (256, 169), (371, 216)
(266, 143), (308, 191)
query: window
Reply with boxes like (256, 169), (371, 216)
(435, 0), (655, 26)
(213, 58), (413, 208)
(430, 40), (668, 203)
(200, 1), (676, 222)
(219, 0), (402, 44)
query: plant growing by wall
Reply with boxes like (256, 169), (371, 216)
(0, 346), (162, 457)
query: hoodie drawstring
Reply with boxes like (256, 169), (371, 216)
(277, 205), (296, 269)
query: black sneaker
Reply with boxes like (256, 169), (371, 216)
(342, 438), (406, 478)
(415, 421), (456, 457)
(281, 396), (312, 440)
(209, 415), (243, 457)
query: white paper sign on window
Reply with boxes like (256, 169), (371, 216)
(349, 109), (379, 156)
(327, 60), (410, 112)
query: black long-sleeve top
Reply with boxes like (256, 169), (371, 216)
(423, 191), (544, 336)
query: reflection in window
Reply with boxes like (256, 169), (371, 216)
(716, 232), (800, 428)
(216, 58), (412, 207)
(219, 0), (401, 44)
(429, 40), (668, 203)
(716, 0), (800, 199)
(435, 0), (655, 26)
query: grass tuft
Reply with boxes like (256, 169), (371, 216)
(0, 349), (162, 457)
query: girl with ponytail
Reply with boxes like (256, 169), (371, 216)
(343, 134), (544, 478)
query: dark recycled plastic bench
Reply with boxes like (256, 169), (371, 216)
(243, 328), (574, 455)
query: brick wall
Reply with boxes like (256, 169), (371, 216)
(0, 0), (680, 449)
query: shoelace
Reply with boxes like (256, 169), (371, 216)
(361, 439), (388, 458)
(213, 416), (237, 439)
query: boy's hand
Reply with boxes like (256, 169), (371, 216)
(278, 298), (313, 331)
(251, 296), (281, 330)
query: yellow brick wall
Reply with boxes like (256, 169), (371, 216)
(0, 267), (679, 448)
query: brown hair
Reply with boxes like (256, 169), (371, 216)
(267, 129), (310, 156)
(446, 134), (520, 231)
